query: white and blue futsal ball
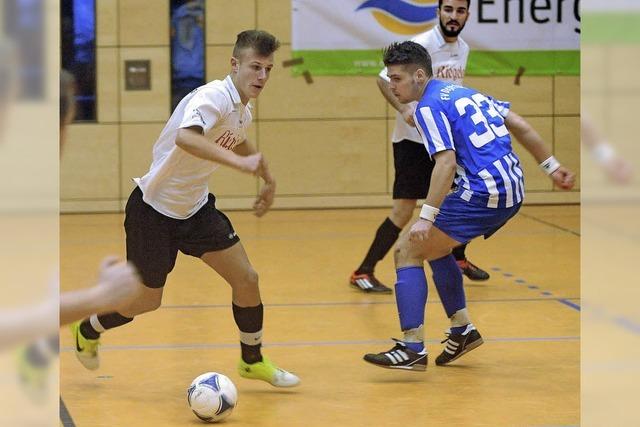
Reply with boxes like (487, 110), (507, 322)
(187, 372), (238, 423)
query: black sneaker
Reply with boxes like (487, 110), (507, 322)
(363, 339), (427, 371)
(350, 272), (393, 294)
(435, 324), (484, 366)
(457, 259), (490, 281)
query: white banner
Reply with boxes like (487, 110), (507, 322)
(292, 0), (580, 75)
(292, 0), (580, 51)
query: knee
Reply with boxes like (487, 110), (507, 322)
(243, 268), (259, 288)
(390, 204), (414, 227)
(393, 241), (410, 265)
(394, 237), (425, 267)
(135, 294), (162, 315)
(148, 298), (162, 312)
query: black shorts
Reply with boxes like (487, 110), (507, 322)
(392, 139), (435, 200)
(124, 187), (240, 288)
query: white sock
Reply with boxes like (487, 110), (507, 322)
(450, 308), (471, 328)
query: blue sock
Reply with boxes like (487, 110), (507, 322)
(429, 254), (466, 319)
(395, 266), (428, 352)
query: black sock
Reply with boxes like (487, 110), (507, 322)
(232, 303), (263, 364)
(452, 244), (467, 261)
(356, 217), (402, 274)
(79, 312), (134, 340)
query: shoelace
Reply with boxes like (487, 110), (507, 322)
(390, 338), (408, 348)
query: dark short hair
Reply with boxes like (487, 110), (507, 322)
(438, 0), (470, 8)
(233, 30), (280, 58)
(383, 41), (433, 77)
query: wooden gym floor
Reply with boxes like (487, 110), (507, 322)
(60, 205), (579, 426)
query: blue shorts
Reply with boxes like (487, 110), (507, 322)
(433, 194), (521, 244)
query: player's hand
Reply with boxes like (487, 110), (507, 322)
(238, 153), (263, 175)
(550, 166), (576, 190)
(253, 180), (275, 217)
(96, 257), (143, 312)
(603, 155), (633, 184)
(401, 104), (416, 127)
(409, 219), (432, 242)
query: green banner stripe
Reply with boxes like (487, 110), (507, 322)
(467, 50), (580, 76)
(582, 13), (640, 44)
(291, 50), (579, 76)
(291, 50), (384, 76)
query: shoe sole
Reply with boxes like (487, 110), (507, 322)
(462, 271), (490, 281)
(464, 275), (490, 282)
(436, 338), (484, 366)
(363, 358), (427, 371)
(238, 373), (301, 388)
(75, 354), (100, 371)
(349, 283), (393, 294)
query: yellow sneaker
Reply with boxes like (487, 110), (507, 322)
(16, 340), (54, 403)
(238, 355), (300, 387)
(70, 321), (100, 370)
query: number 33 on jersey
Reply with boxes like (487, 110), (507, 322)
(414, 80), (525, 209)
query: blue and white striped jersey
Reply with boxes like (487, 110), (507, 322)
(414, 79), (525, 209)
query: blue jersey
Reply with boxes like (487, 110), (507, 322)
(414, 79), (524, 209)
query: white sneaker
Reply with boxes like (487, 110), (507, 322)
(238, 355), (300, 387)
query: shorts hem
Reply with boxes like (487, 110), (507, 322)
(188, 236), (241, 258)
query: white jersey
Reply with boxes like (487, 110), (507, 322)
(379, 26), (469, 143)
(134, 75), (250, 219)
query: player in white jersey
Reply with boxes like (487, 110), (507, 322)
(363, 41), (574, 370)
(69, 30), (300, 388)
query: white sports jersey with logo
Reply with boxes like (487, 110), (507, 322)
(134, 75), (250, 219)
(379, 26), (469, 143)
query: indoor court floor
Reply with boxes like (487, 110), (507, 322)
(60, 205), (580, 426)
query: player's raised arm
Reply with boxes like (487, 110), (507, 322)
(175, 126), (263, 175)
(505, 111), (575, 190)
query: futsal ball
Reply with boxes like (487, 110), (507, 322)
(187, 372), (238, 423)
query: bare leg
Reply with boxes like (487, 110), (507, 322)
(389, 199), (417, 229)
(201, 242), (300, 386)
(200, 242), (260, 307)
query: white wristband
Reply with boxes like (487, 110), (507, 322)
(592, 143), (615, 164)
(419, 204), (440, 222)
(539, 156), (561, 175)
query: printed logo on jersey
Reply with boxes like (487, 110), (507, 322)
(439, 84), (461, 101)
(356, 0), (438, 35)
(214, 129), (241, 150)
(191, 108), (206, 127)
(434, 65), (465, 82)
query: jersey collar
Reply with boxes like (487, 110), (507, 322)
(224, 75), (254, 109)
(224, 75), (243, 106)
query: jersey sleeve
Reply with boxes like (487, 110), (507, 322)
(378, 66), (390, 82)
(414, 104), (455, 156)
(487, 96), (511, 118)
(179, 88), (228, 133)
